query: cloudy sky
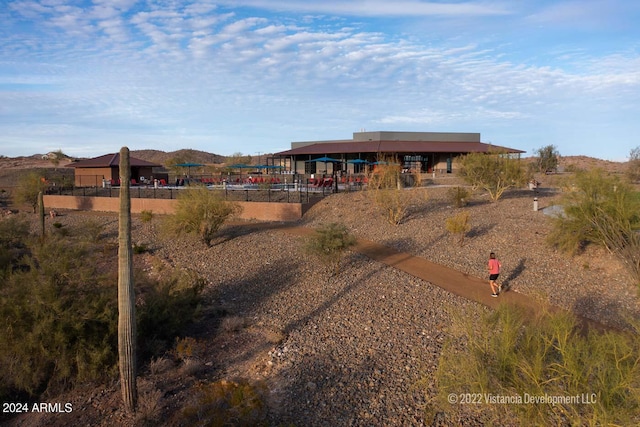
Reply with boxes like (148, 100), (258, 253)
(1, 0), (639, 160)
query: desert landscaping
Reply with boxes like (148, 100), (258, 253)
(1, 153), (639, 426)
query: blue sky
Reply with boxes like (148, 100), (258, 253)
(1, 0), (639, 161)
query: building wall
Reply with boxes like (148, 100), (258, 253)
(43, 195), (304, 222)
(74, 167), (114, 187)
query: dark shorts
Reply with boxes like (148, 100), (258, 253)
(489, 274), (500, 281)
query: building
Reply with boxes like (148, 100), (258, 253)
(273, 131), (525, 175)
(66, 153), (163, 187)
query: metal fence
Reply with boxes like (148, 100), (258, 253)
(44, 182), (342, 204)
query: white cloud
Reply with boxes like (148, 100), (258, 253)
(215, 0), (512, 17)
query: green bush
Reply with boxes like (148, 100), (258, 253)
(0, 219), (205, 401)
(12, 171), (49, 213)
(304, 222), (356, 275)
(433, 304), (640, 426)
(458, 150), (526, 202)
(164, 187), (240, 246)
(0, 215), (30, 278)
(547, 169), (640, 286)
(447, 186), (470, 208)
(136, 270), (205, 360)
(0, 236), (119, 399)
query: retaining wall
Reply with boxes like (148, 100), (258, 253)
(43, 195), (304, 222)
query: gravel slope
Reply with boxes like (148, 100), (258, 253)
(12, 184), (639, 426)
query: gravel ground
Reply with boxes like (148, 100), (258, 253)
(16, 184), (640, 426)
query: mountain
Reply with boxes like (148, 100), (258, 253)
(130, 149), (225, 166)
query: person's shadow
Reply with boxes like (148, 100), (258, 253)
(502, 258), (526, 292)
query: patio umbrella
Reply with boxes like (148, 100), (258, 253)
(307, 156), (343, 163)
(347, 159), (369, 164)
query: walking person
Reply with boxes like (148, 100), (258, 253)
(488, 252), (502, 297)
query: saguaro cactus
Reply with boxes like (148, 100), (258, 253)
(38, 191), (45, 238)
(118, 147), (137, 412)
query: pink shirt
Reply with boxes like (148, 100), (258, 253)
(488, 259), (501, 274)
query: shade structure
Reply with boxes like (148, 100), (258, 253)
(306, 156), (343, 163)
(175, 162), (205, 175)
(347, 159), (369, 164)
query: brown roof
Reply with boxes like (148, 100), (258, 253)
(275, 140), (524, 156)
(66, 153), (161, 168)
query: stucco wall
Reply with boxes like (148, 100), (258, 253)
(43, 195), (303, 222)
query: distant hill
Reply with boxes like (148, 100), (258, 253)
(559, 155), (627, 174)
(131, 149), (225, 166)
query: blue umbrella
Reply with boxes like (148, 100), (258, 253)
(347, 159), (369, 164)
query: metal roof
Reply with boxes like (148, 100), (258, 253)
(66, 153), (161, 168)
(275, 140), (525, 156)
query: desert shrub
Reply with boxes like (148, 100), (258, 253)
(367, 159), (420, 225)
(220, 315), (248, 333)
(137, 270), (205, 360)
(75, 218), (106, 242)
(0, 236), (119, 399)
(164, 187), (240, 246)
(181, 380), (268, 426)
(140, 210), (154, 223)
(304, 222), (356, 275)
(136, 387), (163, 425)
(174, 336), (206, 361)
(627, 146), (640, 184)
(547, 169), (640, 286)
(533, 144), (560, 174)
(0, 227), (206, 402)
(149, 356), (174, 375)
(0, 215), (30, 277)
(458, 150), (526, 202)
(433, 304), (640, 426)
(447, 186), (471, 208)
(12, 171), (49, 212)
(445, 211), (471, 246)
(133, 242), (150, 254)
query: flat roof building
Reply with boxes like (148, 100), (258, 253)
(274, 131), (524, 175)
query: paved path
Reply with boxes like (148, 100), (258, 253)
(280, 225), (608, 331)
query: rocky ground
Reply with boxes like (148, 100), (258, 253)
(4, 176), (639, 427)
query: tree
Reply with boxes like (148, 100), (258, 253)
(304, 222), (356, 275)
(166, 187), (240, 246)
(533, 144), (560, 173)
(226, 152), (252, 166)
(13, 171), (49, 213)
(49, 149), (67, 169)
(118, 147), (137, 413)
(457, 150), (526, 202)
(627, 146), (640, 183)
